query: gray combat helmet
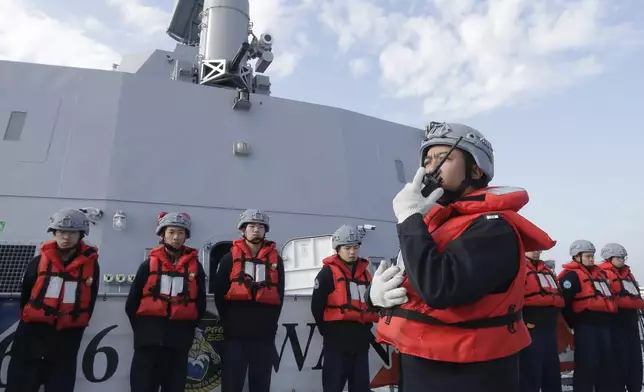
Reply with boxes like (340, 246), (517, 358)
(156, 212), (192, 238)
(569, 239), (596, 257)
(332, 225), (361, 249)
(601, 243), (628, 260)
(238, 209), (270, 232)
(47, 208), (90, 236)
(420, 122), (495, 181)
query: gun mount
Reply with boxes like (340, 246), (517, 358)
(167, 0), (274, 94)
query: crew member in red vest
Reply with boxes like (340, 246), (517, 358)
(558, 240), (618, 392)
(599, 243), (644, 392)
(5, 208), (100, 392)
(126, 212), (207, 392)
(214, 209), (285, 392)
(370, 122), (556, 392)
(519, 250), (564, 392)
(311, 224), (380, 392)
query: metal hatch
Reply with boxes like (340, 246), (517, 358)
(281, 235), (334, 296)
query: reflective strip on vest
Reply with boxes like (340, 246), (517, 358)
(44, 278), (79, 304)
(244, 261), (267, 283)
(159, 275), (187, 296)
(622, 280), (640, 296)
(349, 281), (367, 304)
(594, 281), (612, 297)
(537, 273), (558, 290)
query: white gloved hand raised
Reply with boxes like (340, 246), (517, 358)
(393, 167), (444, 223)
(369, 260), (408, 308)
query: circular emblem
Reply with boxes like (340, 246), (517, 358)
(563, 280), (572, 289)
(185, 312), (224, 391)
(526, 322), (535, 329)
(189, 272), (196, 281)
(86, 277), (93, 286)
(314, 278), (320, 290)
(271, 263), (277, 270)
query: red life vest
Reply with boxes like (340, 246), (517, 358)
(136, 245), (200, 320)
(557, 262), (617, 314)
(21, 240), (98, 330)
(598, 262), (644, 310)
(524, 259), (564, 308)
(376, 186), (556, 363)
(323, 255), (379, 324)
(224, 239), (281, 305)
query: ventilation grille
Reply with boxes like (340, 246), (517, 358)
(0, 244), (38, 294)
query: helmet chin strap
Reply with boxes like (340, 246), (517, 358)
(436, 179), (471, 206)
(160, 240), (182, 255)
(243, 234), (265, 245)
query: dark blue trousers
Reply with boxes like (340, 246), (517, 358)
(519, 324), (562, 392)
(220, 339), (276, 392)
(612, 315), (643, 392)
(573, 323), (618, 392)
(322, 344), (371, 392)
(399, 352), (520, 392)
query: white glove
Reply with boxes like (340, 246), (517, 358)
(393, 167), (444, 223)
(369, 260), (408, 308)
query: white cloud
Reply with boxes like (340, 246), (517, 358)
(0, 0), (120, 70)
(248, 0), (317, 77)
(106, 0), (170, 37)
(105, 0), (316, 77)
(348, 58), (370, 77)
(1, 0), (637, 100)
(319, 1), (403, 53)
(0, 0), (316, 79)
(319, 0), (640, 119)
(83, 16), (108, 34)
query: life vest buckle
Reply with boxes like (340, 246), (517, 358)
(507, 304), (517, 333)
(384, 309), (393, 325)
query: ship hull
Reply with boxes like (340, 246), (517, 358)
(0, 296), (397, 392)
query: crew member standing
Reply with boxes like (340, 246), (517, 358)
(599, 243), (644, 392)
(520, 250), (564, 392)
(126, 212), (207, 392)
(558, 240), (618, 392)
(5, 208), (100, 392)
(214, 209), (285, 392)
(311, 225), (379, 392)
(370, 122), (556, 392)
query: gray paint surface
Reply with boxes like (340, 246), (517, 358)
(0, 51), (422, 292)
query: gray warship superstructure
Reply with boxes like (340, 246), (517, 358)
(0, 0), (421, 390)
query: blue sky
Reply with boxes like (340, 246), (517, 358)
(1, 0), (643, 274)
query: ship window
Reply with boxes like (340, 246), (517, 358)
(394, 159), (406, 183)
(3, 111), (27, 141)
(0, 244), (38, 294)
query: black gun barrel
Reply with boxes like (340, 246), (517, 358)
(230, 42), (250, 72)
